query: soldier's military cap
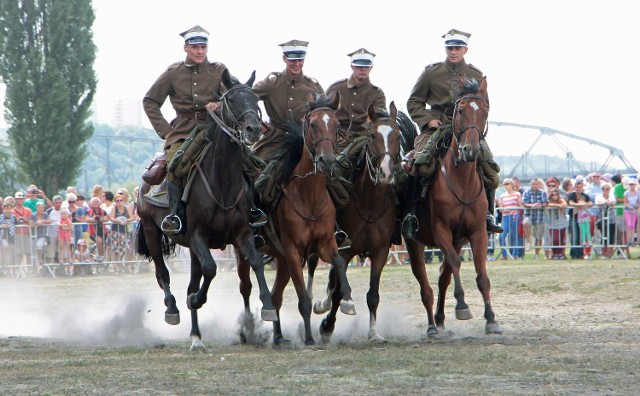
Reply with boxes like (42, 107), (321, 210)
(180, 25), (209, 45)
(347, 48), (375, 67)
(442, 29), (470, 47)
(279, 39), (309, 60)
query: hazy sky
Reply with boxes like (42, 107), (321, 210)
(2, 0), (638, 169)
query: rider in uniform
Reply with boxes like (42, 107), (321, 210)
(402, 28), (503, 239)
(325, 48), (403, 245)
(143, 25), (266, 236)
(252, 40), (351, 248)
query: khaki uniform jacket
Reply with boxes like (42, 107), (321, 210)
(326, 76), (386, 140)
(252, 70), (324, 161)
(143, 57), (228, 148)
(406, 59), (483, 134)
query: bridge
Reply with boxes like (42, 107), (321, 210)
(488, 121), (636, 179)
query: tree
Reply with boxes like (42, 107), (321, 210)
(0, 0), (96, 196)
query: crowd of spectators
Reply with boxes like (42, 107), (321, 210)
(0, 184), (142, 277)
(493, 172), (638, 260)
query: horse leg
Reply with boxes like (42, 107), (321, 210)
(317, 250), (355, 343)
(469, 236), (502, 334)
(286, 255), (315, 345)
(185, 239), (216, 352)
(236, 253), (254, 344)
(139, 220), (180, 325)
(329, 251), (356, 315)
(444, 246), (473, 321)
(270, 259), (291, 347)
(311, 254), (337, 315)
(236, 234), (277, 322)
(366, 251), (389, 343)
(405, 239), (437, 335)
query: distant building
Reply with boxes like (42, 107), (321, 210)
(114, 98), (143, 127)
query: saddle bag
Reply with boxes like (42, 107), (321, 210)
(141, 152), (167, 185)
(169, 125), (208, 179)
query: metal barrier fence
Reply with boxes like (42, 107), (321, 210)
(1, 204), (632, 278)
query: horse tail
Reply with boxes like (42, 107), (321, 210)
(397, 110), (418, 155)
(134, 220), (151, 260)
(134, 219), (178, 259)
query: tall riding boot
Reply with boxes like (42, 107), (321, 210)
(486, 188), (503, 234)
(161, 182), (186, 236)
(391, 205), (403, 245)
(401, 176), (420, 240)
(245, 176), (267, 249)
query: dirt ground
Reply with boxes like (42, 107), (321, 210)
(1, 257), (639, 395)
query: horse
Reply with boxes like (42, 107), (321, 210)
(403, 76), (502, 335)
(135, 70), (277, 351)
(237, 92), (356, 346)
(307, 101), (403, 343)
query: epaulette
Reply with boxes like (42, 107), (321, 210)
(328, 78), (348, 89)
(304, 75), (320, 85)
(468, 63), (482, 74)
(267, 72), (280, 81)
(167, 61), (183, 70)
(425, 62), (441, 70)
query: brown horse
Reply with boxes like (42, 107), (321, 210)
(404, 76), (502, 335)
(135, 71), (277, 351)
(238, 92), (356, 346)
(308, 102), (402, 343)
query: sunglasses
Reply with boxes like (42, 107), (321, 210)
(115, 199), (124, 202)
(547, 183), (557, 187)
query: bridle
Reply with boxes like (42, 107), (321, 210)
(300, 106), (338, 175)
(363, 118), (401, 185)
(214, 84), (262, 144)
(450, 94), (489, 167)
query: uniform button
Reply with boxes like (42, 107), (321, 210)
(289, 97), (293, 101)
(194, 94), (198, 97)
(194, 82), (197, 85)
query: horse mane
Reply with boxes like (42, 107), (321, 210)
(456, 77), (480, 99)
(397, 110), (418, 154)
(309, 92), (334, 111)
(276, 129), (304, 186)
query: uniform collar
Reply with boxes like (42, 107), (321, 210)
(347, 75), (371, 89)
(283, 69), (305, 85)
(184, 56), (208, 68)
(444, 58), (468, 72)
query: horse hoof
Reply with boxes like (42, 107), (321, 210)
(261, 309), (278, 322)
(427, 325), (439, 337)
(486, 322), (503, 334)
(273, 337), (292, 349)
(368, 333), (387, 343)
(455, 308), (473, 320)
(313, 300), (331, 314)
(339, 300), (357, 315)
(190, 337), (206, 352)
(164, 313), (180, 325)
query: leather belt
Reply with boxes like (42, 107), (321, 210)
(177, 111), (208, 120)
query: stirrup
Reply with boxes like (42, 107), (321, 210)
(161, 215), (183, 235)
(250, 208), (268, 228)
(335, 230), (352, 249)
(401, 214), (419, 240)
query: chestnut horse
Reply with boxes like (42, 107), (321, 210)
(403, 76), (502, 335)
(307, 102), (402, 343)
(135, 71), (276, 351)
(238, 92), (356, 346)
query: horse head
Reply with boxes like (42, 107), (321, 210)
(365, 101), (401, 185)
(220, 69), (262, 144)
(303, 91), (340, 173)
(453, 76), (489, 163)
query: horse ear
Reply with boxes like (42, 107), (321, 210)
(328, 91), (340, 110)
(367, 103), (376, 121)
(389, 101), (397, 120)
(222, 68), (236, 88)
(480, 76), (488, 97)
(246, 70), (256, 87)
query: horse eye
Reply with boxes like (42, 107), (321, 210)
(369, 133), (376, 139)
